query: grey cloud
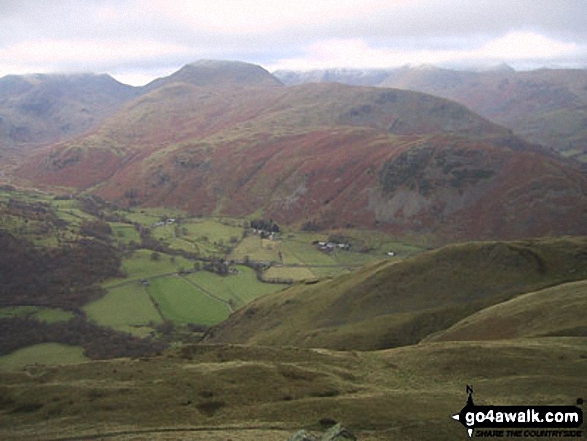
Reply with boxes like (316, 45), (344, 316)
(0, 0), (585, 82)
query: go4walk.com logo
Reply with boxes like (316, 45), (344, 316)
(452, 386), (584, 438)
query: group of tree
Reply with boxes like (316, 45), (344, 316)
(202, 258), (229, 275)
(79, 219), (113, 242)
(0, 231), (122, 309)
(0, 316), (167, 360)
(250, 218), (280, 235)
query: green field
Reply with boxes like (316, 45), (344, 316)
(84, 282), (162, 336)
(279, 240), (337, 265)
(148, 219), (242, 256)
(104, 249), (196, 287)
(0, 189), (429, 343)
(263, 266), (317, 282)
(182, 219), (243, 245)
(229, 236), (280, 262)
(0, 343), (89, 371)
(92, 266), (286, 333)
(229, 234), (388, 281)
(0, 306), (74, 323)
(150, 224), (192, 251)
(122, 207), (185, 226)
(147, 276), (230, 325)
(109, 222), (141, 245)
(185, 266), (287, 308)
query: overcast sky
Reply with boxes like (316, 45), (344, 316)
(1, 0), (586, 86)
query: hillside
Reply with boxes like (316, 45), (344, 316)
(275, 66), (587, 162)
(425, 279), (587, 342)
(0, 73), (139, 154)
(143, 59), (283, 91)
(14, 61), (587, 242)
(205, 237), (587, 350)
(1, 338), (585, 440)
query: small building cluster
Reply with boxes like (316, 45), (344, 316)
(252, 229), (280, 240)
(151, 218), (176, 228)
(315, 241), (351, 252)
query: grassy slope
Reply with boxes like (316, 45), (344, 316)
(84, 282), (163, 336)
(206, 237), (587, 350)
(425, 279), (587, 342)
(0, 343), (89, 371)
(103, 249), (195, 287)
(147, 276), (230, 325)
(0, 339), (584, 440)
(185, 266), (287, 308)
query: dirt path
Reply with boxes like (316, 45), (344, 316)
(43, 425), (293, 441)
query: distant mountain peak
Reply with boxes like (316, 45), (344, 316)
(145, 59), (283, 91)
(188, 59), (257, 68)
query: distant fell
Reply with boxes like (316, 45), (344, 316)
(0, 73), (139, 152)
(275, 66), (587, 162)
(143, 59), (283, 92)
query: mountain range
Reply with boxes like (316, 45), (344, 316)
(3, 60), (587, 242)
(275, 65), (587, 162)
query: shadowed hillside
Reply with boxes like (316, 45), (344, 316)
(205, 237), (587, 350)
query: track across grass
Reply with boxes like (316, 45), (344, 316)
(184, 266), (288, 308)
(147, 276), (231, 325)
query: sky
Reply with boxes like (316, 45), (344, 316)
(0, 0), (586, 86)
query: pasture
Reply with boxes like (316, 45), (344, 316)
(149, 218), (243, 257)
(147, 276), (230, 325)
(229, 235), (277, 262)
(84, 282), (162, 336)
(0, 343), (89, 371)
(0, 306), (74, 323)
(263, 266), (317, 283)
(182, 219), (243, 245)
(185, 266), (288, 308)
(105, 249), (196, 286)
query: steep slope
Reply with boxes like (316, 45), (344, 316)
(276, 66), (587, 162)
(205, 237), (587, 350)
(425, 279), (587, 341)
(0, 73), (139, 152)
(16, 62), (587, 241)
